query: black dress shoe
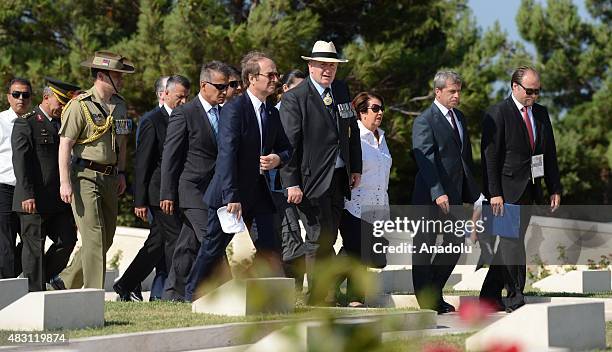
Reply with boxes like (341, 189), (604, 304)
(113, 282), (142, 302)
(505, 302), (525, 313)
(49, 276), (66, 290)
(132, 283), (144, 301)
(441, 301), (456, 312)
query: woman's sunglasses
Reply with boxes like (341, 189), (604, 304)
(364, 104), (384, 113)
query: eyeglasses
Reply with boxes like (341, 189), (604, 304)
(516, 82), (540, 96)
(204, 81), (229, 91)
(257, 72), (280, 80)
(365, 104), (384, 113)
(10, 91), (31, 99)
(229, 80), (241, 89)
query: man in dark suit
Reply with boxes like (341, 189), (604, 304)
(113, 75), (190, 301)
(11, 77), (80, 291)
(480, 66), (561, 312)
(280, 41), (362, 305)
(160, 61), (229, 301)
(411, 71), (480, 313)
(185, 51), (292, 301)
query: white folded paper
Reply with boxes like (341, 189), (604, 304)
(217, 206), (247, 234)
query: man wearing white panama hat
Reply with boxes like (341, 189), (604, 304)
(280, 40), (362, 305)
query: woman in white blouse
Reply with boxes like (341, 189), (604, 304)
(339, 92), (392, 307)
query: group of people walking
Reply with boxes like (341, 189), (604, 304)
(0, 39), (561, 313)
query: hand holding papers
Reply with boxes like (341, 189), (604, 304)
(217, 205), (247, 234)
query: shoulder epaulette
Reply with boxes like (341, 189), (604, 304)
(76, 91), (92, 101)
(20, 110), (36, 119)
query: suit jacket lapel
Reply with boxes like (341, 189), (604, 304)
(431, 103), (461, 149)
(307, 80), (339, 136)
(506, 97), (532, 153)
(243, 94), (263, 152)
(194, 96), (217, 146)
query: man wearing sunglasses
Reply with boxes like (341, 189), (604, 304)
(480, 66), (562, 312)
(412, 71), (480, 314)
(160, 61), (230, 301)
(186, 51), (292, 301)
(224, 66), (243, 103)
(0, 77), (32, 279)
(11, 77), (80, 291)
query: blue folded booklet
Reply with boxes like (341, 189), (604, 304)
(482, 203), (521, 238)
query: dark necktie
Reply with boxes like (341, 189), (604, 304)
(522, 107), (535, 152)
(322, 88), (334, 117)
(259, 103), (268, 151)
(52, 119), (61, 133)
(449, 109), (461, 145)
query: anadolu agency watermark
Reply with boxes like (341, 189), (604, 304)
(359, 205), (612, 267)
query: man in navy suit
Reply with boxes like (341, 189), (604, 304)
(185, 52), (292, 301)
(160, 62), (230, 301)
(411, 71), (480, 313)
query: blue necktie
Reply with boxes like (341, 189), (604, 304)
(259, 103), (268, 150)
(209, 106), (219, 136)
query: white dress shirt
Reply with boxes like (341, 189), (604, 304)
(309, 76), (345, 168)
(246, 89), (264, 151)
(511, 94), (537, 142)
(0, 107), (18, 185)
(163, 103), (172, 116)
(344, 120), (392, 223)
(434, 98), (463, 144)
(198, 92), (220, 133)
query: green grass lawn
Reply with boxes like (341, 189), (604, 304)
(0, 301), (418, 343)
(2, 300), (612, 350)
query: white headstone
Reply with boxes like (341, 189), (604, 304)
(104, 270), (119, 292)
(0, 289), (104, 330)
(0, 278), (28, 310)
(466, 302), (606, 351)
(532, 270), (611, 293)
(192, 278), (294, 316)
(453, 268), (488, 291)
(245, 318), (380, 352)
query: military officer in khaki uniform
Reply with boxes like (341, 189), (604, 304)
(11, 77), (80, 291)
(52, 51), (135, 289)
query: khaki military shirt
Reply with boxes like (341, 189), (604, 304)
(59, 87), (127, 165)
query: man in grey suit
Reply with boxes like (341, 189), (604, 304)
(411, 71), (480, 313)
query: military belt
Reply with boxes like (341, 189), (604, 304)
(74, 158), (117, 176)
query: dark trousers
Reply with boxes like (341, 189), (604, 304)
(297, 168), (346, 305)
(19, 209), (76, 291)
(163, 207), (207, 300)
(0, 184), (20, 278)
(270, 191), (305, 291)
(117, 206), (181, 293)
(480, 187), (534, 309)
(412, 206), (463, 310)
(185, 176), (281, 302)
(337, 210), (368, 303)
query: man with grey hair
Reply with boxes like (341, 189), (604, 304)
(411, 71), (480, 313)
(155, 76), (170, 107)
(11, 77), (80, 291)
(160, 61), (229, 301)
